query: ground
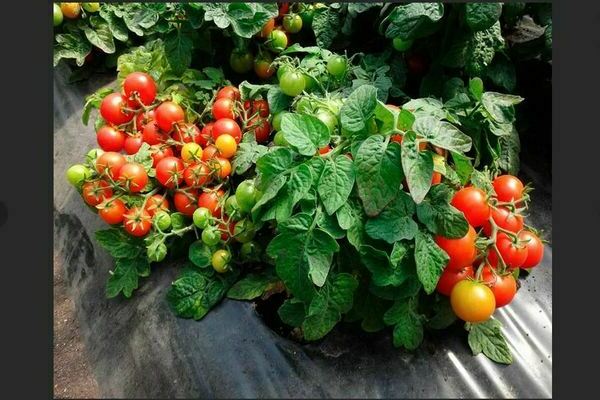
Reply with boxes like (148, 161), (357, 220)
(54, 254), (99, 398)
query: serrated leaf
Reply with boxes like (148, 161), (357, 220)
(227, 272), (281, 300)
(383, 298), (424, 350)
(414, 230), (448, 294)
(413, 117), (472, 153)
(165, 30), (194, 75)
(106, 257), (149, 298)
(465, 3), (502, 31)
(401, 131), (433, 204)
(365, 191), (418, 243)
(360, 245), (411, 287)
(95, 229), (144, 259)
(281, 114), (331, 157)
(385, 2), (445, 40)
(340, 85), (378, 135)
(481, 92), (524, 124)
(416, 184), (469, 238)
(317, 156), (355, 215)
(188, 240), (212, 268)
(278, 298), (306, 327)
(468, 319), (513, 364)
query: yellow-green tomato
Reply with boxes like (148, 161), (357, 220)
(211, 249), (231, 273)
(82, 3), (100, 13)
(233, 220), (255, 243)
(53, 4), (63, 26)
(154, 211), (172, 231)
(66, 164), (91, 186)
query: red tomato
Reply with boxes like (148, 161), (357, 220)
(200, 122), (214, 147)
(123, 72), (157, 108)
(212, 98), (236, 120)
(278, 2), (289, 18)
(391, 134), (403, 144)
(144, 194), (169, 217)
(82, 180), (113, 207)
(155, 156), (184, 189)
(100, 93), (133, 125)
(184, 163), (211, 187)
(436, 265), (474, 296)
(142, 122), (166, 145)
(202, 145), (219, 161)
(172, 123), (202, 146)
(198, 189), (225, 217)
(118, 163), (148, 193)
(96, 152), (126, 179)
(149, 145), (174, 167)
(248, 116), (271, 143)
(217, 221), (236, 241)
(123, 134), (143, 155)
(97, 198), (126, 225)
(123, 207), (152, 237)
(480, 265), (497, 286)
(451, 187), (491, 227)
(154, 101), (185, 132)
(492, 175), (524, 202)
(486, 272), (517, 308)
(488, 232), (528, 268)
(174, 189), (199, 217)
(212, 118), (242, 143)
(252, 99), (270, 118)
(259, 18), (275, 38)
(135, 110), (155, 131)
(518, 230), (544, 268)
(482, 206), (524, 236)
(96, 126), (126, 152)
(435, 225), (477, 271)
(213, 157), (232, 179)
(216, 86), (240, 101)
(319, 145), (332, 155)
(431, 172), (442, 185)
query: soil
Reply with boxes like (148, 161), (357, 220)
(53, 254), (99, 399)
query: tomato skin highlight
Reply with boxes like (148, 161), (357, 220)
(482, 206), (524, 236)
(144, 194), (169, 217)
(198, 190), (224, 217)
(451, 187), (491, 227)
(123, 72), (157, 108)
(436, 265), (474, 296)
(98, 198), (126, 225)
(216, 86), (240, 101)
(142, 122), (165, 145)
(518, 230), (544, 268)
(248, 116), (271, 143)
(435, 225), (477, 271)
(450, 280), (496, 322)
(154, 101), (185, 132)
(215, 134), (238, 159)
(493, 175), (524, 202)
(259, 18), (276, 38)
(149, 145), (174, 168)
(96, 126), (126, 152)
(123, 134), (143, 155)
(100, 93), (133, 126)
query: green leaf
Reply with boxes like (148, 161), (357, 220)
(470, 169), (495, 195)
(450, 151), (474, 185)
(106, 257), (150, 298)
(383, 298), (424, 350)
(365, 191), (418, 244)
(401, 131), (433, 204)
(188, 240), (212, 268)
(316, 212), (345, 240)
(122, 5), (160, 36)
(132, 143), (154, 174)
(414, 230), (448, 294)
(312, 8), (341, 48)
(360, 245), (410, 287)
(384, 2), (444, 40)
(165, 29), (194, 75)
(486, 55), (516, 92)
(465, 3), (502, 31)
(481, 91), (524, 124)
(413, 117), (472, 153)
(302, 273), (359, 340)
(82, 87), (112, 125)
(336, 197), (364, 230)
(345, 287), (390, 332)
(466, 22), (505, 76)
(95, 228), (144, 259)
(79, 17), (116, 54)
(427, 296), (458, 329)
(468, 319), (513, 364)
(227, 272), (280, 300)
(498, 125), (521, 175)
(278, 298), (306, 327)
(287, 164), (314, 206)
(167, 268), (230, 320)
(252, 174), (288, 217)
(402, 98), (445, 120)
(255, 147), (294, 189)
(469, 77), (484, 100)
(340, 85), (378, 136)
(99, 9), (129, 42)
(355, 135), (403, 216)
(232, 133), (268, 175)
(281, 113), (330, 157)
(267, 86), (293, 114)
(317, 156), (355, 215)
(54, 33), (92, 67)
(416, 184), (469, 238)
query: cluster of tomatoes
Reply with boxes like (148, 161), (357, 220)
(67, 73), (270, 272)
(53, 3), (99, 26)
(432, 175), (545, 323)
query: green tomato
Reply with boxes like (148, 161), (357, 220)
(327, 56), (347, 78)
(230, 50), (254, 74)
(82, 3), (100, 13)
(211, 249), (231, 273)
(240, 241), (262, 260)
(392, 37), (414, 52)
(148, 242), (167, 263)
(233, 220), (255, 243)
(53, 4), (63, 26)
(224, 196), (243, 220)
(202, 227), (221, 246)
(193, 207), (211, 229)
(170, 212), (187, 230)
(66, 164), (91, 186)
(273, 131), (289, 147)
(86, 148), (104, 164)
(280, 71), (305, 97)
(235, 180), (258, 213)
(276, 64), (291, 81)
(272, 111), (288, 131)
(303, 74), (319, 92)
(154, 211), (172, 231)
(294, 96), (313, 114)
(268, 30), (288, 53)
(315, 110), (338, 134)
(299, 5), (315, 28)
(283, 13), (303, 34)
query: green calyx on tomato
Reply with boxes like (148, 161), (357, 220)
(202, 227), (221, 246)
(224, 196), (243, 220)
(154, 211), (172, 231)
(233, 219), (256, 243)
(211, 249), (231, 273)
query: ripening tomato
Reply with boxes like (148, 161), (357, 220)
(216, 86), (240, 101)
(154, 101), (185, 132)
(123, 134), (143, 155)
(123, 207), (152, 237)
(268, 29), (288, 53)
(149, 145), (174, 167)
(212, 118), (242, 143)
(199, 122), (214, 147)
(96, 126), (126, 152)
(123, 72), (157, 108)
(248, 116), (271, 143)
(213, 157), (232, 179)
(144, 194), (169, 217)
(172, 123), (202, 146)
(212, 97), (236, 120)
(97, 198), (126, 225)
(198, 189), (225, 217)
(96, 151), (126, 179)
(142, 122), (166, 145)
(436, 265), (474, 296)
(283, 13), (302, 34)
(254, 57), (275, 79)
(492, 175), (524, 202)
(118, 163), (148, 193)
(518, 230), (544, 268)
(435, 225), (477, 271)
(486, 273), (517, 308)
(100, 93), (133, 126)
(450, 280), (496, 322)
(391, 134), (403, 144)
(215, 134), (238, 159)
(173, 189), (199, 217)
(155, 156), (184, 189)
(319, 145), (332, 155)
(184, 163), (211, 187)
(180, 142), (203, 164)
(251, 99), (270, 118)
(82, 180), (113, 207)
(202, 145), (219, 161)
(482, 206), (524, 236)
(431, 172), (442, 185)
(278, 2), (290, 18)
(488, 232), (528, 268)
(60, 3), (81, 19)
(259, 18), (275, 38)
(451, 187), (491, 227)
